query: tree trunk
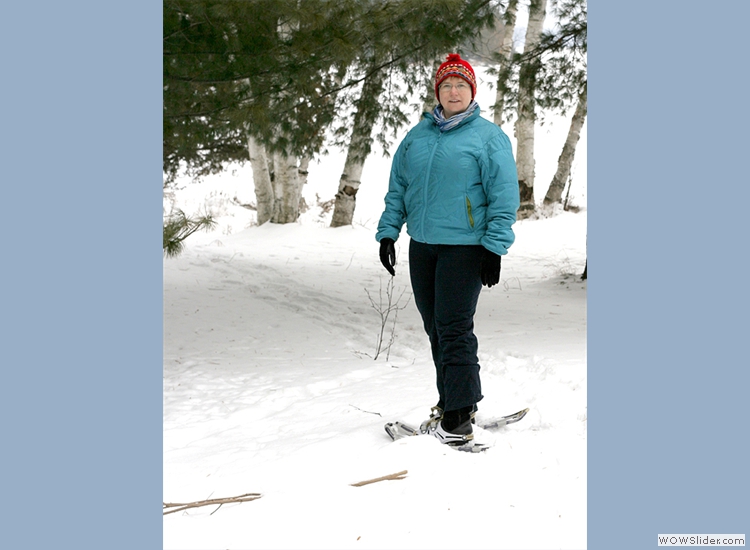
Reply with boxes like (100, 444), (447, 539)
(257, 15), (303, 225)
(297, 154), (311, 213)
(493, 0), (519, 126)
(514, 0), (548, 219)
(329, 154), (365, 227)
(271, 150), (302, 223)
(248, 135), (274, 225)
(543, 86), (587, 206)
(247, 136), (307, 225)
(330, 70), (385, 227)
(298, 155), (310, 188)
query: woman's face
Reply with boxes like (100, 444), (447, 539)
(438, 76), (472, 118)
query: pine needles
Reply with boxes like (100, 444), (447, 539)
(163, 209), (217, 258)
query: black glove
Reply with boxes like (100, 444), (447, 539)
(379, 238), (396, 276)
(480, 248), (502, 287)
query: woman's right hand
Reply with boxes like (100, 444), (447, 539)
(379, 238), (396, 276)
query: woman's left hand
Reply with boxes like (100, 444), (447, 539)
(480, 248), (502, 287)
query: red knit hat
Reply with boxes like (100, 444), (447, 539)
(434, 53), (477, 100)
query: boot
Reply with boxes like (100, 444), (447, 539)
(430, 405), (474, 445)
(420, 403), (478, 433)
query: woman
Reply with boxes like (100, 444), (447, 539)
(376, 53), (519, 445)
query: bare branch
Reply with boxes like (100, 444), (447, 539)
(350, 470), (408, 487)
(163, 492), (262, 515)
(349, 404), (382, 417)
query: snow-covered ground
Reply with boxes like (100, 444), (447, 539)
(163, 65), (587, 549)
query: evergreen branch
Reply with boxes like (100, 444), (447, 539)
(163, 209), (217, 258)
(163, 103), (236, 119)
(163, 0), (498, 173)
(165, 43), (426, 121)
(517, 23), (587, 65)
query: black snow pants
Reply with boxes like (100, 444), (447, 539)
(408, 239), (484, 412)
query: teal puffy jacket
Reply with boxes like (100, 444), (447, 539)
(375, 107), (519, 256)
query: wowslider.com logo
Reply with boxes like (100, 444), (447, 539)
(658, 534), (745, 546)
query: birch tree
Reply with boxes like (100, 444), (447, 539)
(247, 136), (274, 225)
(330, 70), (385, 227)
(538, 0), (587, 208)
(492, 0), (519, 126)
(270, 150), (304, 223)
(543, 85), (586, 206)
(514, 0), (548, 219)
(243, 14), (311, 224)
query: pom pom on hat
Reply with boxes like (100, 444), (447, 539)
(434, 53), (477, 100)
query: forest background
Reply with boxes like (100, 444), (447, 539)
(2, 1), (749, 550)
(163, 0), (587, 249)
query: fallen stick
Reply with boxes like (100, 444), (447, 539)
(163, 492), (262, 515)
(350, 470), (408, 487)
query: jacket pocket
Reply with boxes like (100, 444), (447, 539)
(466, 197), (475, 228)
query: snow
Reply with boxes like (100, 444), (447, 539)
(164, 66), (587, 549)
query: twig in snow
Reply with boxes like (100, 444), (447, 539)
(349, 404), (382, 417)
(502, 276), (522, 291)
(163, 492), (262, 515)
(350, 470), (408, 487)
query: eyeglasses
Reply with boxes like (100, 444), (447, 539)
(439, 82), (470, 92)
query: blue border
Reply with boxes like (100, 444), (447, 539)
(2, 2), (162, 548)
(589, 1), (750, 548)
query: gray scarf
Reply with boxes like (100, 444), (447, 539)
(432, 100), (478, 132)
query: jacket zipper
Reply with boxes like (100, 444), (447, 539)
(420, 132), (443, 234)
